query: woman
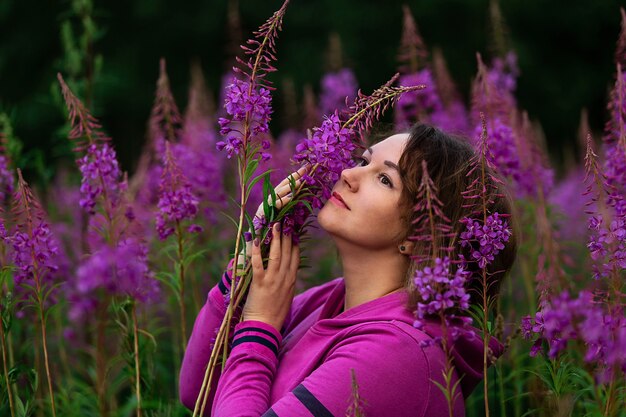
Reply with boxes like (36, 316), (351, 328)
(180, 124), (516, 416)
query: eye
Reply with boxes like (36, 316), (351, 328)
(379, 174), (393, 188)
(354, 156), (369, 167)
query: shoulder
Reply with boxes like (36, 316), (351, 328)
(282, 278), (343, 332)
(323, 322), (447, 416)
(336, 320), (444, 367)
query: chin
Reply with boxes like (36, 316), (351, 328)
(317, 204), (332, 232)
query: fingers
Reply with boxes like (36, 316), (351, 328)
(267, 223), (282, 271)
(250, 238), (264, 281)
(289, 243), (300, 278)
(275, 165), (308, 190)
(260, 165), (310, 215)
(280, 227), (292, 273)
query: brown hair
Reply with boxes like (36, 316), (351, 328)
(396, 123), (517, 308)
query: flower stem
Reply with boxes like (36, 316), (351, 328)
(131, 303), (143, 417)
(175, 220), (187, 351)
(96, 299), (110, 417)
(0, 304), (16, 417)
(37, 296), (57, 417)
(482, 269), (490, 417)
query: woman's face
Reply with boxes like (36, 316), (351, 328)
(318, 133), (410, 250)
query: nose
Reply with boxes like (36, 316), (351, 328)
(340, 166), (359, 192)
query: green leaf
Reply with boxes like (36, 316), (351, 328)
(246, 171), (270, 203)
(243, 158), (260, 185)
(262, 175), (272, 220)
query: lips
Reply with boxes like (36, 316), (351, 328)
(330, 192), (350, 210)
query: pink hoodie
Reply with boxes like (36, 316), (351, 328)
(180, 264), (502, 416)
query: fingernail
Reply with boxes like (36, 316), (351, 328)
(253, 238), (260, 247)
(275, 223), (281, 232)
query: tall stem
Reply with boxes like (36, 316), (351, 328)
(37, 296), (57, 417)
(482, 269), (490, 417)
(176, 221), (187, 351)
(96, 299), (110, 417)
(0, 305), (16, 417)
(132, 304), (143, 417)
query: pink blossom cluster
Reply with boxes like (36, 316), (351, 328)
(217, 79), (273, 159)
(319, 68), (358, 116)
(522, 291), (626, 381)
(460, 212), (512, 269)
(293, 112), (356, 207)
(77, 143), (123, 214)
(413, 257), (474, 345)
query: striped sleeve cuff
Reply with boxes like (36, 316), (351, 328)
(231, 320), (282, 358)
(216, 259), (236, 295)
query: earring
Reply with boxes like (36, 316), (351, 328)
(399, 245), (406, 253)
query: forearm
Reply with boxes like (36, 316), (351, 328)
(211, 320), (282, 417)
(179, 263), (234, 411)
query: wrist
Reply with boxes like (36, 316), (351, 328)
(242, 313), (282, 333)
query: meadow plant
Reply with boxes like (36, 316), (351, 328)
(192, 2), (291, 414)
(461, 116), (512, 417)
(431, 48), (470, 135)
(0, 153), (13, 205)
(5, 170), (62, 417)
(410, 160), (473, 417)
(156, 141), (201, 350)
(319, 33), (358, 117)
(394, 6), (448, 130)
(58, 74), (158, 417)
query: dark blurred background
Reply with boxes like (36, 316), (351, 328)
(0, 0), (623, 183)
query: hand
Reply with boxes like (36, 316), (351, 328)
(242, 223), (300, 332)
(240, 165), (308, 263)
(253, 165), (309, 223)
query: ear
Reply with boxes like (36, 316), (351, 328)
(398, 240), (415, 255)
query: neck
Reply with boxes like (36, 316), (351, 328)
(335, 240), (409, 311)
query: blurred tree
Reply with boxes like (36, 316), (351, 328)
(0, 0), (622, 182)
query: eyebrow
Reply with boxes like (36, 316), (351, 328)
(365, 147), (400, 171)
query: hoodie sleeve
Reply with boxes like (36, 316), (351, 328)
(180, 269), (339, 414)
(212, 322), (464, 417)
(179, 260), (236, 412)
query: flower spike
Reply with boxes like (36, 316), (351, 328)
(57, 73), (110, 151)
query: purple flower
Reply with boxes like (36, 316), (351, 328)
(413, 257), (471, 318)
(320, 68), (358, 116)
(9, 221), (59, 289)
(395, 69), (444, 127)
(460, 213), (512, 269)
(604, 70), (626, 150)
(412, 257), (473, 345)
(524, 291), (626, 376)
(74, 238), (159, 308)
(0, 154), (14, 204)
(603, 141), (626, 195)
(293, 112), (356, 207)
(156, 144), (200, 240)
(217, 79), (273, 159)
(430, 100), (470, 135)
(7, 171), (63, 310)
(472, 118), (521, 186)
(78, 143), (122, 215)
(487, 52), (519, 97)
(169, 141), (225, 224)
